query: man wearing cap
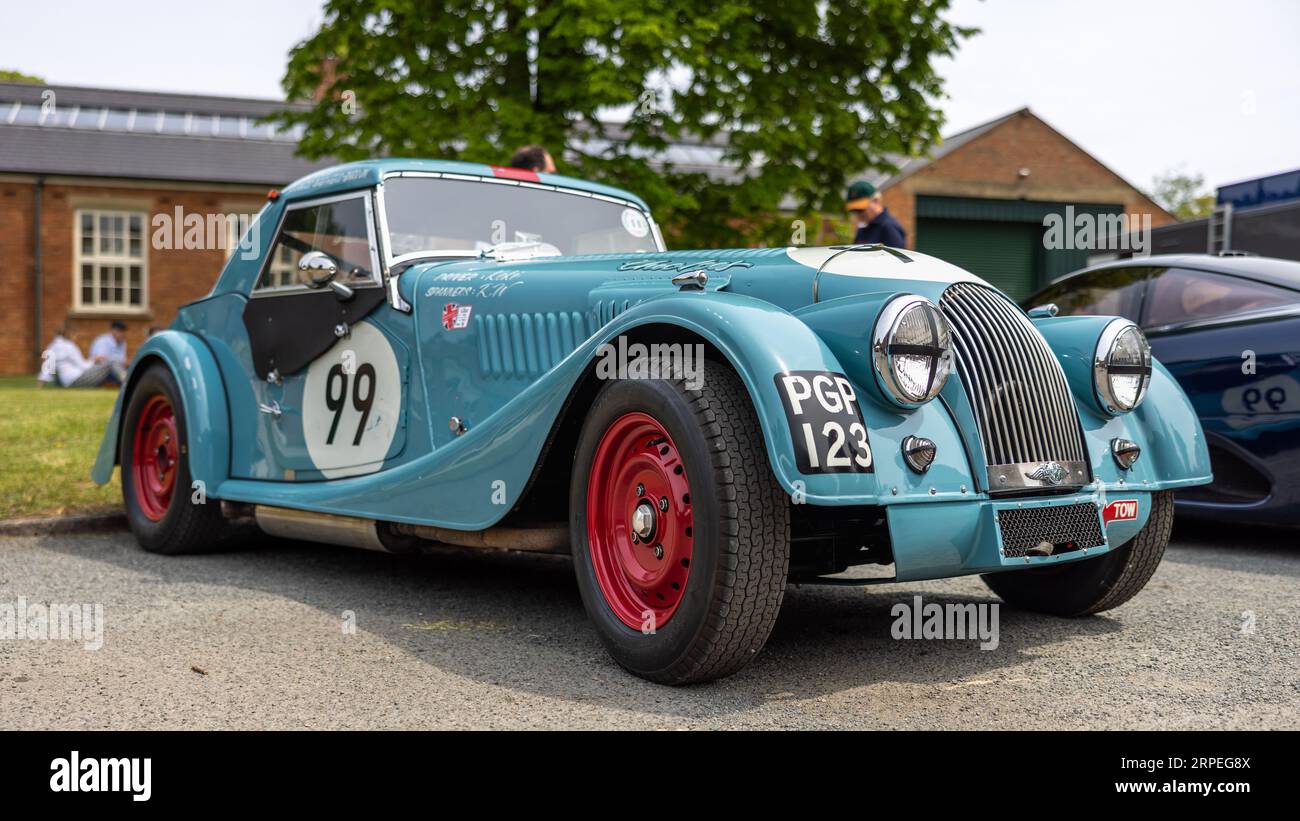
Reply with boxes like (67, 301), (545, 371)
(846, 180), (907, 248)
(89, 320), (129, 385)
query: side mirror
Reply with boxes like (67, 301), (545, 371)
(298, 251), (339, 288)
(1027, 303), (1060, 319)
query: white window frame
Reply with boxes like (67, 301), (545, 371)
(73, 208), (149, 314)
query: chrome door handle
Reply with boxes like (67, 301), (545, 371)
(258, 401), (282, 420)
(329, 280), (355, 301)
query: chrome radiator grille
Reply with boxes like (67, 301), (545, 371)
(939, 282), (1088, 492)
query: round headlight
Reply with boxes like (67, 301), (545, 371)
(1094, 320), (1152, 414)
(871, 295), (953, 408)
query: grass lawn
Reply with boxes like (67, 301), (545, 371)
(0, 375), (122, 519)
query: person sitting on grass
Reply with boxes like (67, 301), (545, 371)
(88, 320), (129, 386)
(37, 324), (126, 388)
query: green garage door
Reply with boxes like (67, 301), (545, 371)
(916, 218), (1042, 300)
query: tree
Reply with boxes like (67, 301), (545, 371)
(273, 0), (974, 246)
(0, 69), (45, 84)
(1150, 167), (1215, 221)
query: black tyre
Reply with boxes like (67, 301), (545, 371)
(981, 490), (1174, 616)
(570, 359), (791, 684)
(120, 363), (235, 554)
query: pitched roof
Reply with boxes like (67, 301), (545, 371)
(0, 81), (333, 185)
(865, 107), (1172, 221)
(864, 107), (1029, 189)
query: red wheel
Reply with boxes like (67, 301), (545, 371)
(586, 412), (695, 630)
(570, 360), (790, 684)
(121, 363), (235, 554)
(130, 394), (179, 521)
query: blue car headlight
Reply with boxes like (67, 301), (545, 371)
(871, 295), (954, 408)
(1093, 319), (1152, 414)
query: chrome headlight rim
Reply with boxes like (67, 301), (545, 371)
(1093, 319), (1152, 414)
(870, 294), (953, 409)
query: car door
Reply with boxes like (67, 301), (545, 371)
(233, 190), (411, 480)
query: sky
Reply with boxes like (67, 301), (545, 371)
(1, 0), (1296, 191)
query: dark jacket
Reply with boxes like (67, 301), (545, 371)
(853, 207), (907, 248)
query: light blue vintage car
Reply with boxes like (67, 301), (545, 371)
(94, 159), (1212, 684)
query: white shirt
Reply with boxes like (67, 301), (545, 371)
(89, 332), (127, 365)
(39, 335), (92, 386)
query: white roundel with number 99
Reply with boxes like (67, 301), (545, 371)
(302, 321), (401, 478)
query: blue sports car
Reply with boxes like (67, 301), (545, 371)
(1026, 254), (1300, 528)
(92, 160), (1212, 683)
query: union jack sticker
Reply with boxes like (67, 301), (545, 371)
(442, 303), (472, 330)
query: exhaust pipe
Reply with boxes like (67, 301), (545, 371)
(252, 506), (413, 552)
(1024, 540), (1056, 557)
(390, 522), (567, 553)
(246, 505), (569, 554)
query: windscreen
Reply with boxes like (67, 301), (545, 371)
(383, 176), (660, 260)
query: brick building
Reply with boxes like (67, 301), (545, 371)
(867, 108), (1174, 298)
(0, 82), (330, 376)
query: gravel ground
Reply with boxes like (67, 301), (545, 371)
(1, 523), (1296, 729)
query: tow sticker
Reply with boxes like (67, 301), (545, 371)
(1102, 499), (1139, 525)
(775, 371), (873, 474)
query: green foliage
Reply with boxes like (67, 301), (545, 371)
(0, 377), (119, 519)
(273, 0), (973, 246)
(1151, 167), (1216, 221)
(0, 69), (46, 84)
